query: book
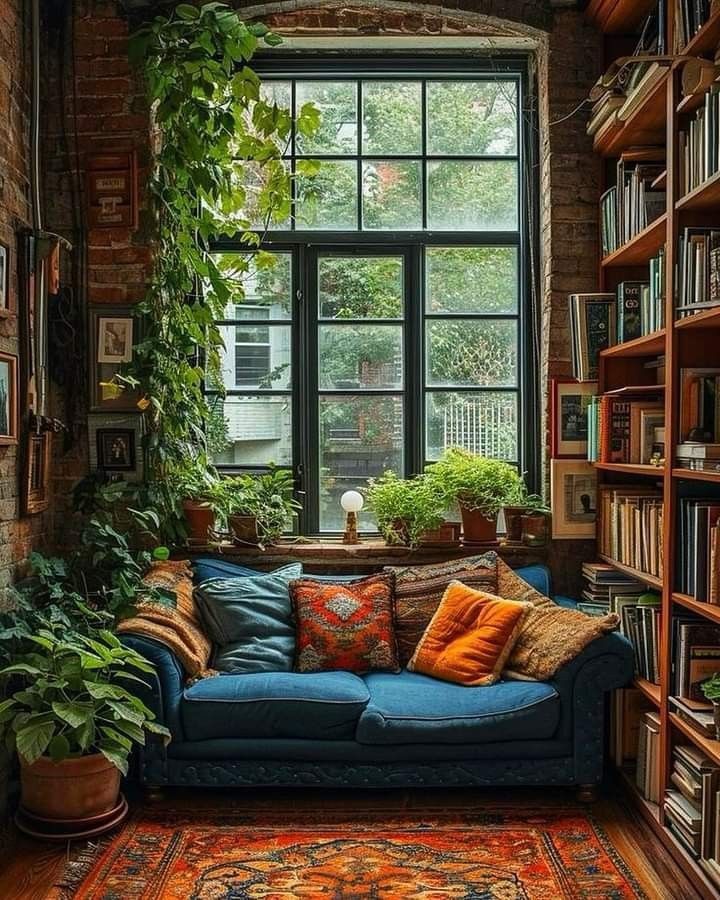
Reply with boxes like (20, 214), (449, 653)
(569, 294), (616, 382)
(617, 281), (647, 343)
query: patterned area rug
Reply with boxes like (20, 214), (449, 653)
(53, 807), (647, 899)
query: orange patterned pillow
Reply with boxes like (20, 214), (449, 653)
(290, 574), (399, 674)
(407, 580), (530, 686)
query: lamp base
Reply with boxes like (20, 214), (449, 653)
(342, 510), (360, 544)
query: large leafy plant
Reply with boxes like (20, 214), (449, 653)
(426, 448), (524, 518)
(212, 467), (301, 543)
(0, 625), (169, 774)
(365, 471), (453, 549)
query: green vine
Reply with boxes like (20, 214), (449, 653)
(125, 2), (317, 483)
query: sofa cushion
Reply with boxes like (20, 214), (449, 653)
(194, 565), (302, 674)
(192, 556), (266, 585)
(182, 671), (370, 741)
(356, 670), (559, 745)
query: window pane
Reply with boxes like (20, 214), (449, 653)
(319, 325), (403, 390)
(219, 324), (291, 390)
(295, 160), (358, 230)
(427, 161), (517, 231)
(319, 394), (404, 531)
(319, 256), (404, 319)
(261, 80), (292, 111)
(215, 252), (292, 320)
(362, 81), (422, 155)
(426, 320), (516, 387)
(426, 80), (518, 156)
(362, 161), (422, 230)
(426, 391), (517, 461)
(425, 247), (517, 314)
(208, 395), (292, 466)
(233, 160), (291, 230)
(296, 81), (357, 155)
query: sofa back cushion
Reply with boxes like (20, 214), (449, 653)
(194, 564), (302, 674)
(385, 553), (498, 666)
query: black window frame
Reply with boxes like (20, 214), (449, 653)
(208, 53), (540, 536)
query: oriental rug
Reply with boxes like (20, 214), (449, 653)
(52, 805), (647, 899)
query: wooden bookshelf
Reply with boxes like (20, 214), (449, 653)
(588, 5), (720, 893)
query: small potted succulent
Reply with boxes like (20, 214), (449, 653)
(426, 449), (524, 544)
(0, 624), (169, 824)
(365, 472), (458, 550)
(701, 673), (720, 740)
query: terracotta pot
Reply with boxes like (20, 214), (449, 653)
(460, 506), (497, 543)
(229, 514), (259, 545)
(419, 521), (461, 547)
(521, 513), (549, 547)
(502, 505), (527, 542)
(384, 518), (410, 546)
(183, 499), (215, 543)
(20, 753), (121, 820)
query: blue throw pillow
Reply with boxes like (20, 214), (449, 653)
(194, 564), (302, 674)
(192, 556), (267, 585)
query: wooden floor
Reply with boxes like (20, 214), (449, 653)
(0, 780), (701, 900)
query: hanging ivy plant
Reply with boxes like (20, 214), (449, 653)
(123, 2), (318, 486)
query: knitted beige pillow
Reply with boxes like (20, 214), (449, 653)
(496, 560), (620, 681)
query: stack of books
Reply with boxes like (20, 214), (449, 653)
(664, 744), (719, 861)
(611, 686), (652, 767)
(679, 367), (720, 440)
(637, 710), (662, 803)
(678, 498), (720, 603)
(674, 0), (715, 51)
(670, 614), (720, 741)
(600, 157), (666, 256)
(586, 389), (665, 465)
(678, 86), (720, 196)
(676, 442), (720, 473)
(677, 229), (720, 319)
(598, 485), (664, 577)
(568, 293), (616, 382)
(614, 589), (662, 683)
(580, 562), (647, 615)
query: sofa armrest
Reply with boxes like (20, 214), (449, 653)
(553, 595), (579, 610)
(119, 635), (185, 741)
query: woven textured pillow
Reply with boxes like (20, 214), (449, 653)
(496, 559), (620, 681)
(385, 553), (498, 666)
(116, 560), (214, 680)
(408, 580), (530, 686)
(290, 574), (399, 674)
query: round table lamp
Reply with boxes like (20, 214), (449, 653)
(340, 490), (364, 545)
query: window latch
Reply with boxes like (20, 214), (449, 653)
(296, 289), (303, 304)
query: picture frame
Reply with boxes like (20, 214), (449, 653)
(24, 431), (51, 515)
(0, 241), (9, 314)
(551, 459), (597, 539)
(97, 316), (133, 363)
(551, 379), (597, 459)
(96, 428), (136, 471)
(0, 351), (18, 444)
(640, 411), (665, 465)
(89, 307), (141, 412)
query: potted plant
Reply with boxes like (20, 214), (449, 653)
(501, 482), (531, 542)
(174, 466), (220, 543)
(0, 624), (170, 823)
(366, 472), (458, 550)
(251, 467), (302, 543)
(520, 496), (551, 547)
(211, 474), (261, 544)
(702, 673), (720, 740)
(426, 449), (524, 544)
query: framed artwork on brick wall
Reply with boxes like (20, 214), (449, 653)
(88, 413), (144, 481)
(89, 306), (140, 412)
(550, 459), (597, 540)
(0, 351), (18, 444)
(0, 241), (10, 314)
(24, 431), (51, 515)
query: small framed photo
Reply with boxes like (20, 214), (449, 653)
(96, 428), (136, 471)
(90, 307), (141, 412)
(98, 316), (133, 363)
(0, 241), (9, 313)
(551, 459), (597, 539)
(551, 379), (597, 459)
(0, 351), (18, 444)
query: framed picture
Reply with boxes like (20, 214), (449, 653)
(0, 241), (9, 313)
(551, 460), (597, 539)
(551, 379), (597, 458)
(640, 411), (665, 465)
(23, 431), (51, 515)
(97, 428), (136, 471)
(0, 352), (18, 444)
(98, 316), (133, 363)
(90, 307), (141, 412)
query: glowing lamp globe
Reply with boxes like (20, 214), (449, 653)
(340, 490), (364, 544)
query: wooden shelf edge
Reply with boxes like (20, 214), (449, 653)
(601, 329), (666, 359)
(682, 8), (720, 57)
(597, 554), (663, 589)
(675, 305), (720, 330)
(672, 467), (720, 484)
(634, 675), (661, 706)
(594, 462), (666, 478)
(670, 712), (720, 767)
(601, 215), (667, 268)
(673, 592), (720, 624)
(676, 170), (720, 211)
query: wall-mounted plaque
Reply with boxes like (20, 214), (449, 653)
(86, 152), (138, 229)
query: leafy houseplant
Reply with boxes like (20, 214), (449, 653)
(702, 673), (720, 739)
(426, 449), (524, 544)
(213, 467), (301, 546)
(173, 466), (222, 544)
(0, 625), (169, 821)
(365, 472), (457, 550)
(520, 495), (551, 548)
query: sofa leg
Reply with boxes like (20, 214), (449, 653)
(576, 784), (599, 803)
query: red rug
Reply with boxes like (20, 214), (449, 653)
(54, 807), (646, 899)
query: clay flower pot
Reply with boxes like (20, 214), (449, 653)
(460, 506), (498, 543)
(521, 513), (549, 547)
(419, 521), (461, 547)
(183, 499), (215, 543)
(20, 753), (121, 820)
(502, 505), (527, 542)
(229, 514), (259, 545)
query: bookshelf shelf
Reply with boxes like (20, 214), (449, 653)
(593, 462), (665, 478)
(634, 676), (661, 706)
(600, 329), (666, 358)
(674, 305), (720, 329)
(598, 553), (663, 589)
(672, 467), (720, 484)
(682, 7), (720, 56)
(601, 214), (667, 267)
(670, 712), (720, 767)
(675, 170), (720, 211)
(673, 592), (720, 624)
(585, 0), (657, 33)
(594, 73), (668, 157)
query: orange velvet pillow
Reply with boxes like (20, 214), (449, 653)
(407, 580), (530, 686)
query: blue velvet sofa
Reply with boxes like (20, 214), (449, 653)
(121, 562), (633, 794)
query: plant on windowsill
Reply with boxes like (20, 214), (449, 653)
(0, 623), (169, 823)
(365, 471), (459, 551)
(171, 466), (222, 545)
(701, 673), (720, 740)
(426, 449), (524, 544)
(213, 467), (302, 547)
(500, 482), (550, 544)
